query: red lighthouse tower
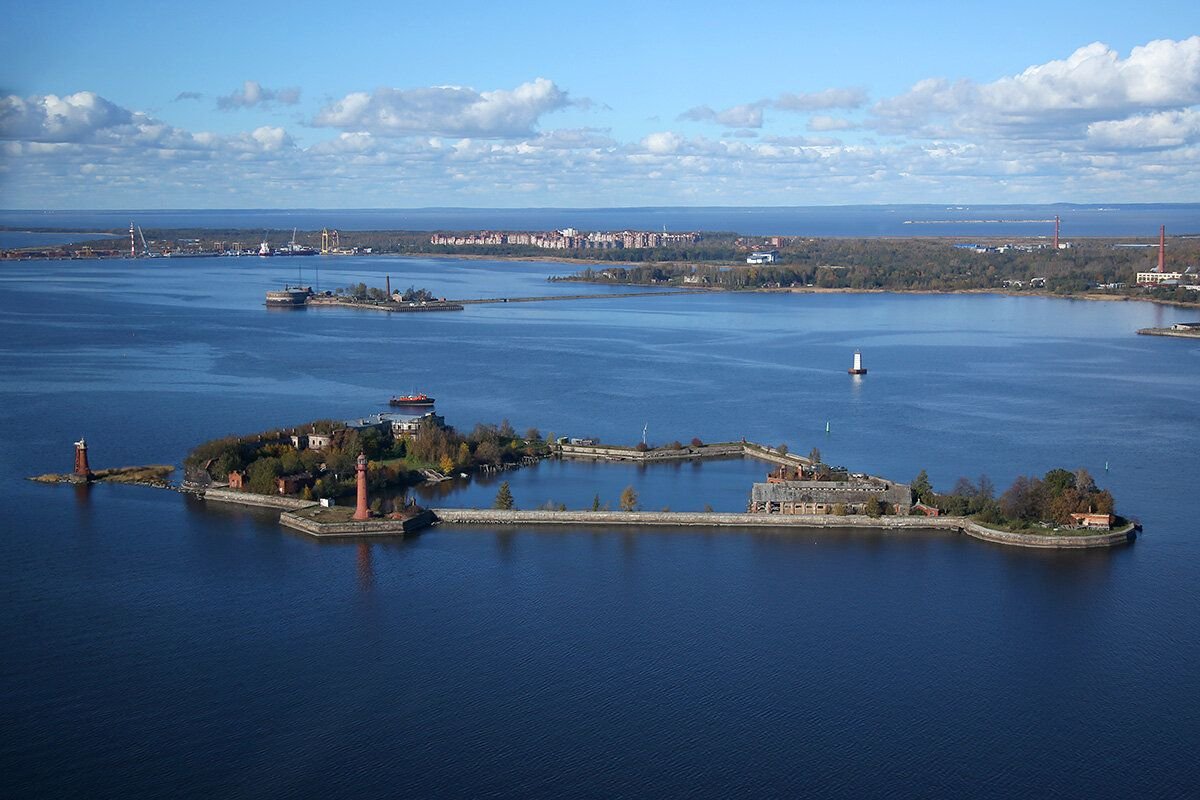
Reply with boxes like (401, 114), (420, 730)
(73, 437), (92, 481)
(353, 451), (370, 520)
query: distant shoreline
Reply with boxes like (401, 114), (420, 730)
(380, 252), (1200, 309)
(9, 227), (1200, 309)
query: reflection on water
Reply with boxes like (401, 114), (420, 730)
(356, 542), (373, 593)
(494, 529), (516, 560)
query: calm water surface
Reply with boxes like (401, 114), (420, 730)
(2, 255), (1199, 798)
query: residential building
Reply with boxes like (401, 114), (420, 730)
(277, 472), (314, 495)
(1069, 513), (1114, 530)
(1137, 271), (1185, 285)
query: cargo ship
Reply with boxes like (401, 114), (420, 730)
(389, 393), (436, 407)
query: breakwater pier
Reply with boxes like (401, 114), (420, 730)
(270, 289), (698, 313)
(195, 487), (1135, 549)
(1136, 325), (1200, 339)
(557, 440), (807, 466)
(305, 296), (465, 312)
(454, 290), (698, 304)
(431, 509), (1137, 549)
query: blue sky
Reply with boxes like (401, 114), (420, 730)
(2, 0), (1199, 208)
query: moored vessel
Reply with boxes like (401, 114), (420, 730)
(390, 393), (436, 407)
(277, 228), (317, 256)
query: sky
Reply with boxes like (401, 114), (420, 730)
(2, 0), (1199, 208)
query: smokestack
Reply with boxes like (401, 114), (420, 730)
(1054, 216), (1060, 250)
(1159, 225), (1166, 272)
(386, 275), (391, 297)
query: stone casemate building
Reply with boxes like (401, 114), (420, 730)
(748, 465), (910, 515)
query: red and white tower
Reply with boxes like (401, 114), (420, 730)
(1159, 225), (1166, 272)
(353, 451), (369, 520)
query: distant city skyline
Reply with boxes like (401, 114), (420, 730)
(2, 0), (1199, 208)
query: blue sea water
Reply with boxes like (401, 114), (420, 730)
(2, 254), (1199, 798)
(2, 203), (1198, 237)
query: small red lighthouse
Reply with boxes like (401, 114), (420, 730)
(353, 451), (370, 520)
(73, 437), (92, 480)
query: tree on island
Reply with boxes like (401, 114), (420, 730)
(911, 469), (933, 504)
(911, 465), (1115, 527)
(777, 443), (789, 455)
(864, 496), (883, 517)
(592, 493), (601, 512)
(808, 446), (822, 465)
(977, 474), (996, 501)
(620, 485), (639, 512)
(247, 457), (283, 494)
(494, 481), (514, 510)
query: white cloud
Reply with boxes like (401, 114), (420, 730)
(679, 102), (766, 128)
(1087, 108), (1200, 150)
(807, 115), (857, 132)
(872, 36), (1200, 139)
(0, 92), (133, 142)
(775, 87), (868, 111)
(216, 80), (301, 110)
(641, 131), (684, 154)
(312, 78), (570, 138)
(0, 91), (297, 163)
(7, 38), (1200, 209)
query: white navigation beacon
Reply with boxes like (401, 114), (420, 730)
(848, 350), (867, 375)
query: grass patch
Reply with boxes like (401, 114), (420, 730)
(28, 465), (174, 486)
(94, 465), (175, 484)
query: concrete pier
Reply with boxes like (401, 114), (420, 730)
(557, 441), (811, 467)
(430, 509), (1137, 549)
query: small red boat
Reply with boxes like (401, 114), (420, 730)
(390, 393), (435, 407)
